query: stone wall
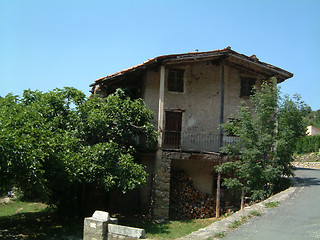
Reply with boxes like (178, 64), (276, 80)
(293, 153), (320, 162)
(292, 153), (320, 169)
(292, 162), (320, 169)
(152, 150), (171, 220)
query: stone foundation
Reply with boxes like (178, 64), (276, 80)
(150, 150), (235, 220)
(152, 150), (171, 219)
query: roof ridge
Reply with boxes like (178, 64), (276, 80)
(92, 47), (293, 86)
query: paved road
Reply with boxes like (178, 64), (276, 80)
(223, 168), (320, 240)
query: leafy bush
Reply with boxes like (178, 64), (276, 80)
(0, 88), (157, 213)
(295, 135), (320, 154)
(219, 82), (307, 203)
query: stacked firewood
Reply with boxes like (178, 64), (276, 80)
(170, 171), (216, 220)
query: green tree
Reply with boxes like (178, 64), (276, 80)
(0, 88), (156, 212)
(218, 82), (307, 207)
(276, 94), (308, 176)
(305, 109), (320, 129)
(295, 135), (320, 154)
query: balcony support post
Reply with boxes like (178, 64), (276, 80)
(216, 59), (225, 218)
(157, 65), (165, 149)
(152, 65), (171, 220)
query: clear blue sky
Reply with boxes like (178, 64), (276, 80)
(1, 0), (319, 110)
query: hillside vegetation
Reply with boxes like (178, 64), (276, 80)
(306, 108), (320, 129)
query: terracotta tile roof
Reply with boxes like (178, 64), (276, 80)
(91, 47), (293, 86)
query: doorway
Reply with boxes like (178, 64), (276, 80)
(164, 111), (182, 149)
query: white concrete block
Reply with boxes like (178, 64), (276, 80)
(92, 210), (110, 221)
(108, 223), (146, 239)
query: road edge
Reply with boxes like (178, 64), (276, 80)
(176, 178), (301, 240)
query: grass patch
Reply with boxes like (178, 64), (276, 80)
(0, 200), (218, 240)
(0, 200), (47, 217)
(228, 220), (243, 229)
(120, 217), (217, 240)
(214, 232), (226, 238)
(264, 201), (280, 209)
(0, 200), (83, 239)
(249, 210), (261, 217)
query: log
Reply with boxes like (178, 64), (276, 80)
(170, 171), (220, 220)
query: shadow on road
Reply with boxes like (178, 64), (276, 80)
(293, 168), (320, 187)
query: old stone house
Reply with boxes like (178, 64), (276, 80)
(89, 47), (293, 219)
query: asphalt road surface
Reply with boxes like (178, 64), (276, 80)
(223, 168), (320, 240)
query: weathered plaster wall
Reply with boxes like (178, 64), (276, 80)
(224, 66), (263, 120)
(141, 61), (221, 134)
(96, 59), (273, 137)
(142, 69), (160, 127)
(224, 65), (240, 118)
(163, 61), (221, 134)
(141, 61), (264, 135)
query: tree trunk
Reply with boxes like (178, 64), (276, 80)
(215, 170), (221, 218)
(240, 187), (245, 210)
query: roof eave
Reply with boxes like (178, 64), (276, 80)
(226, 51), (293, 82)
(90, 48), (293, 87)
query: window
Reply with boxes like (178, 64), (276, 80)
(240, 77), (256, 97)
(168, 69), (184, 92)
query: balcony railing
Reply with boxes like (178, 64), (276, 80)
(163, 131), (238, 153)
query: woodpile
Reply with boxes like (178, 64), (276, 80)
(170, 171), (217, 220)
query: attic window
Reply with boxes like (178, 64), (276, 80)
(168, 69), (184, 92)
(240, 77), (256, 97)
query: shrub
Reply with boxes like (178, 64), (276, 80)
(295, 135), (320, 154)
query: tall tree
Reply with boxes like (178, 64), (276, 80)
(276, 94), (308, 177)
(305, 108), (320, 129)
(0, 88), (156, 211)
(218, 82), (307, 207)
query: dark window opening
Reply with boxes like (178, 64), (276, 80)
(240, 77), (256, 97)
(164, 111), (182, 149)
(168, 69), (184, 92)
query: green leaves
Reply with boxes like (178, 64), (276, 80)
(220, 81), (308, 201)
(0, 87), (156, 207)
